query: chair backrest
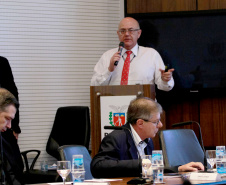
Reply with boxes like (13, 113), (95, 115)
(58, 145), (93, 180)
(159, 129), (204, 167)
(46, 106), (90, 160)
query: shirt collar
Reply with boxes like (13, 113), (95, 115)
(129, 124), (148, 157)
(122, 44), (139, 56)
(129, 123), (143, 146)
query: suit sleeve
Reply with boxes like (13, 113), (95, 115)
(0, 57), (21, 133)
(90, 132), (141, 178)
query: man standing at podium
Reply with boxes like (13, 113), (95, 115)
(91, 17), (174, 91)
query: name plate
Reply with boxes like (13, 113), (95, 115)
(190, 172), (221, 181)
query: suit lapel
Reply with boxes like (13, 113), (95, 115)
(124, 123), (139, 159)
(146, 139), (154, 155)
(128, 136), (139, 159)
(123, 123), (154, 159)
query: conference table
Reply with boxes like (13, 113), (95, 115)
(100, 176), (226, 185)
(27, 175), (226, 185)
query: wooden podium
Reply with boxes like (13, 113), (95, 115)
(90, 84), (156, 157)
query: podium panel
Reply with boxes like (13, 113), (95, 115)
(90, 84), (156, 157)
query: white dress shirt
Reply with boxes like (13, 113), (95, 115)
(91, 44), (174, 91)
(130, 124), (153, 176)
(130, 124), (147, 158)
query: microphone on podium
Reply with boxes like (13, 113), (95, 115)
(172, 121), (208, 171)
(114, 42), (124, 66)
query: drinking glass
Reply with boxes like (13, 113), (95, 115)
(71, 170), (85, 183)
(57, 161), (71, 185)
(142, 155), (152, 178)
(206, 150), (216, 169)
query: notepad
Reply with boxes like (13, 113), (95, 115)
(84, 178), (123, 182)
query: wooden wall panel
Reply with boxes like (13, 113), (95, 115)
(165, 94), (226, 149)
(127, 0), (196, 14)
(200, 96), (226, 147)
(127, 0), (161, 13)
(164, 94), (200, 140)
(162, 94), (199, 138)
(164, 93), (200, 127)
(198, 0), (226, 10)
(165, 102), (199, 127)
(162, 0), (196, 12)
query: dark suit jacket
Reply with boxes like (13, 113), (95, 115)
(0, 56), (20, 134)
(0, 131), (24, 185)
(90, 123), (154, 178)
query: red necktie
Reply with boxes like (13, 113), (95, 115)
(120, 51), (132, 85)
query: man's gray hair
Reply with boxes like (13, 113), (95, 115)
(0, 88), (19, 112)
(127, 97), (162, 124)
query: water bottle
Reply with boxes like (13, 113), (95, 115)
(216, 146), (226, 174)
(41, 160), (48, 172)
(152, 150), (164, 183)
(216, 146), (225, 159)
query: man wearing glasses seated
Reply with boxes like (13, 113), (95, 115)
(91, 97), (204, 178)
(91, 17), (174, 91)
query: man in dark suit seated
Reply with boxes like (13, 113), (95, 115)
(91, 97), (204, 178)
(0, 88), (24, 185)
(0, 56), (21, 139)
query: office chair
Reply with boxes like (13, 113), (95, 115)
(159, 129), (204, 168)
(21, 150), (59, 183)
(58, 145), (93, 181)
(22, 106), (91, 184)
(46, 106), (90, 160)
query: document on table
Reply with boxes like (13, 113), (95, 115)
(48, 183), (72, 185)
(48, 182), (110, 185)
(74, 183), (109, 185)
(85, 178), (123, 182)
(164, 173), (182, 179)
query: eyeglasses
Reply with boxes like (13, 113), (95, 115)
(118, 28), (140, 35)
(142, 119), (160, 126)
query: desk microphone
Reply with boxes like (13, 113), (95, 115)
(171, 121), (193, 127)
(172, 121), (208, 171)
(114, 42), (124, 66)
